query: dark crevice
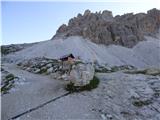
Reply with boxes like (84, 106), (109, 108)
(9, 92), (71, 120)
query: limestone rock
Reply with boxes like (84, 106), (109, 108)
(47, 67), (53, 74)
(46, 63), (52, 68)
(84, 9), (91, 16)
(101, 10), (113, 22)
(34, 69), (41, 73)
(50, 72), (61, 79)
(69, 63), (95, 86)
(56, 24), (68, 33)
(53, 8), (160, 48)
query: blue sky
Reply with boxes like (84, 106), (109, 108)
(1, 1), (160, 45)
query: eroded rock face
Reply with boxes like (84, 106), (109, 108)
(53, 8), (160, 48)
(102, 10), (113, 22)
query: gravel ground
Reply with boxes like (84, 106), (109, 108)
(2, 64), (160, 120)
(1, 64), (67, 120)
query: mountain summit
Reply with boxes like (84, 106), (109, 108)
(53, 8), (160, 47)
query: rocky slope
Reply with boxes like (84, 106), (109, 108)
(1, 42), (37, 55)
(53, 8), (160, 47)
(2, 63), (160, 120)
(3, 36), (160, 68)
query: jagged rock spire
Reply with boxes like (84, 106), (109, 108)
(53, 8), (160, 48)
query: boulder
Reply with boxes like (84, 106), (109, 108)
(69, 63), (95, 86)
(50, 72), (61, 79)
(61, 73), (68, 81)
(46, 63), (52, 68)
(34, 69), (41, 73)
(47, 67), (53, 74)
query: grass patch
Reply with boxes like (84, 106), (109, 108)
(5, 74), (15, 80)
(95, 65), (112, 73)
(1, 74), (15, 94)
(74, 61), (84, 66)
(95, 68), (111, 73)
(111, 65), (135, 72)
(95, 65), (135, 73)
(38, 68), (48, 74)
(1, 47), (10, 55)
(110, 66), (119, 72)
(125, 69), (160, 76)
(132, 99), (152, 107)
(65, 76), (100, 93)
(125, 69), (147, 74)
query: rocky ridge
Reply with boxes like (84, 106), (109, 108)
(1, 43), (37, 55)
(53, 8), (160, 47)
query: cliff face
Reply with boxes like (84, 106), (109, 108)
(53, 8), (160, 47)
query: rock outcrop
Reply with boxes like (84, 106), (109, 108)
(53, 8), (160, 47)
(17, 57), (95, 86)
(1, 43), (37, 55)
(1, 68), (20, 95)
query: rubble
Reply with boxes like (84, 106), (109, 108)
(17, 57), (95, 86)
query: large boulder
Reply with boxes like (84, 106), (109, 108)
(69, 63), (95, 86)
